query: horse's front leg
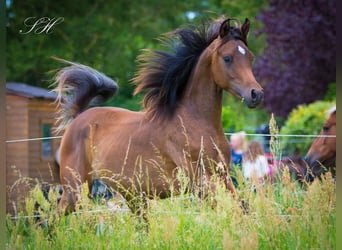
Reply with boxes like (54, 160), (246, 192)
(224, 173), (237, 197)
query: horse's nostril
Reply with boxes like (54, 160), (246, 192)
(251, 89), (257, 100)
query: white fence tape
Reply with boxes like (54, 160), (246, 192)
(5, 133), (335, 144)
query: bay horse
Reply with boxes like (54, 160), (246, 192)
(305, 106), (336, 179)
(54, 17), (264, 214)
(277, 155), (310, 184)
(278, 106), (336, 183)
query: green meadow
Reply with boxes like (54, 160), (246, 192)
(6, 167), (335, 250)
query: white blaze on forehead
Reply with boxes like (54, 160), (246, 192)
(238, 45), (246, 55)
(326, 105), (336, 118)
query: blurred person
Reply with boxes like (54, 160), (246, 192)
(230, 131), (248, 167)
(230, 131), (248, 187)
(242, 140), (269, 183)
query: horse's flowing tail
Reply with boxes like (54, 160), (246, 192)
(53, 59), (119, 132)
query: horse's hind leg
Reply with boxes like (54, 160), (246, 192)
(58, 186), (78, 215)
(58, 144), (92, 215)
(58, 164), (84, 214)
(58, 121), (101, 215)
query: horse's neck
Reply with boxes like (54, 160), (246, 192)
(181, 55), (223, 129)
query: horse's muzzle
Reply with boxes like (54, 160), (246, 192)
(303, 155), (328, 181)
(246, 89), (264, 108)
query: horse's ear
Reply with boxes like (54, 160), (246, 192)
(219, 19), (231, 38)
(241, 18), (250, 38)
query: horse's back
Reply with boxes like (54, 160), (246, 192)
(61, 106), (150, 154)
(75, 106), (144, 123)
(60, 106), (165, 172)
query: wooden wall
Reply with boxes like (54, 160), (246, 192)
(28, 99), (61, 184)
(6, 95), (29, 184)
(6, 95), (61, 215)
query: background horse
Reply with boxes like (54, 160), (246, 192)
(305, 106), (336, 178)
(277, 155), (309, 184)
(55, 17), (263, 214)
(278, 106), (336, 183)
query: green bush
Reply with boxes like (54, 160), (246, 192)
(280, 100), (335, 156)
(221, 105), (246, 133)
(221, 96), (268, 133)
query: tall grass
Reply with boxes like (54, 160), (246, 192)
(6, 118), (336, 249)
(6, 170), (336, 249)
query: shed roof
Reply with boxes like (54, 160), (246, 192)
(6, 83), (57, 100)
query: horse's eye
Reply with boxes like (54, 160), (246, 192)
(223, 56), (232, 64)
(323, 126), (329, 132)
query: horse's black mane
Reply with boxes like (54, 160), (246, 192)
(133, 17), (247, 120)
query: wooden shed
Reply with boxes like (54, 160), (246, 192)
(6, 83), (61, 215)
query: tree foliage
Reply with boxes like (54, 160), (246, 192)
(7, 0), (267, 113)
(254, 0), (336, 118)
(7, 1), (199, 109)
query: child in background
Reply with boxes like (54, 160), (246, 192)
(230, 131), (248, 167)
(242, 140), (269, 183)
(230, 131), (248, 187)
